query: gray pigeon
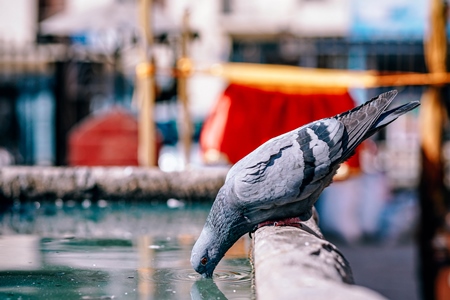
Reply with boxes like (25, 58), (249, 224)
(191, 90), (419, 278)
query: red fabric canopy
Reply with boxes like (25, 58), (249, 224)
(200, 84), (360, 170)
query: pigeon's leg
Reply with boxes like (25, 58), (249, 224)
(255, 208), (314, 230)
(257, 217), (302, 229)
(255, 209), (324, 240)
(255, 209), (313, 231)
(248, 217), (303, 238)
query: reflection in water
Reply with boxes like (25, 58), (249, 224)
(0, 235), (40, 270)
(0, 202), (253, 299)
(191, 279), (227, 300)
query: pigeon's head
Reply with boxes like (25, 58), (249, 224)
(191, 226), (222, 278)
(191, 186), (242, 278)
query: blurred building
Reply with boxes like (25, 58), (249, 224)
(0, 0), (431, 177)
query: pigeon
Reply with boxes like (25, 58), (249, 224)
(191, 90), (419, 278)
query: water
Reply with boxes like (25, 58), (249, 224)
(0, 201), (253, 299)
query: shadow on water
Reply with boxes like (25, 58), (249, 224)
(0, 201), (254, 299)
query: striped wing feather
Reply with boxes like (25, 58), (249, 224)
(230, 119), (344, 210)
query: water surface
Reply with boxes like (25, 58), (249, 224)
(0, 201), (253, 299)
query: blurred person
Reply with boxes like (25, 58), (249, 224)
(0, 147), (14, 166)
(0, 85), (19, 164)
(317, 140), (389, 243)
(359, 140), (391, 238)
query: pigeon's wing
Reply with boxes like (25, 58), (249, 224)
(230, 118), (345, 210)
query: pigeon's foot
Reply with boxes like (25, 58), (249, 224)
(257, 217), (302, 229)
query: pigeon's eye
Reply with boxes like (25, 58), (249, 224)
(200, 257), (208, 266)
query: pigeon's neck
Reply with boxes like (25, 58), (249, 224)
(206, 188), (250, 253)
(208, 201), (248, 238)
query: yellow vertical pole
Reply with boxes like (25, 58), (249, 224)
(419, 0), (448, 299)
(137, 0), (157, 166)
(177, 9), (193, 167)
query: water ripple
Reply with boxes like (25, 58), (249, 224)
(146, 266), (251, 283)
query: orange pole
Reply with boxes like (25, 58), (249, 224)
(419, 0), (448, 299)
(177, 10), (193, 167)
(137, 0), (157, 166)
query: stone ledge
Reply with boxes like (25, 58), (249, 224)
(0, 166), (228, 202)
(253, 217), (387, 300)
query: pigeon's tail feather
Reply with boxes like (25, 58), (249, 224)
(333, 90), (418, 161)
(334, 90), (397, 158)
(367, 101), (420, 136)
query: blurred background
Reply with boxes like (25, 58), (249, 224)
(1, 0), (450, 299)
